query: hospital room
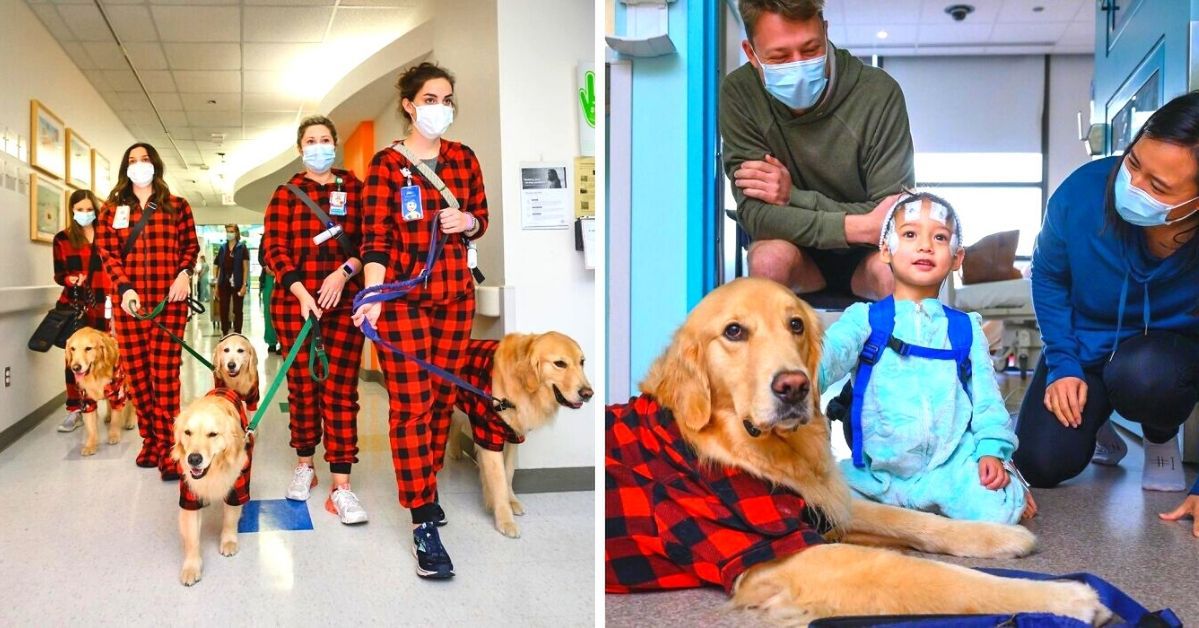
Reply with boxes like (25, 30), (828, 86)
(606, 0), (1198, 624)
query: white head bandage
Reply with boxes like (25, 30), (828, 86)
(879, 192), (962, 254)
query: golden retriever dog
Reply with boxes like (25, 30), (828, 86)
(64, 327), (135, 456)
(447, 332), (593, 538)
(211, 333), (259, 405)
(604, 278), (1110, 624)
(171, 388), (254, 586)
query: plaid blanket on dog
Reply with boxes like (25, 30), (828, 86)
(605, 395), (831, 593)
(179, 388), (254, 510)
(457, 339), (525, 452)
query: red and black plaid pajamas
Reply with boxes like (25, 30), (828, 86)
(54, 232), (114, 413)
(605, 395), (832, 593)
(456, 339), (524, 452)
(95, 195), (199, 472)
(361, 140), (489, 522)
(264, 169), (365, 473)
(179, 388), (254, 510)
(73, 363), (130, 414)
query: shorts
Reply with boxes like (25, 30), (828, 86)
(805, 246), (874, 295)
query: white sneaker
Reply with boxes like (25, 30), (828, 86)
(1091, 420), (1127, 466)
(326, 486), (369, 525)
(286, 464), (317, 501)
(57, 411), (82, 432)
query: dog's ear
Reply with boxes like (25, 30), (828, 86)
(218, 404), (244, 468)
(246, 343), (260, 391)
(510, 335), (542, 393)
(170, 414), (186, 462)
(210, 340), (224, 377)
(640, 328), (711, 432)
(798, 304), (823, 394)
(94, 332), (117, 380)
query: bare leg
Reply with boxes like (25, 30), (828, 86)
(850, 251), (893, 300)
(747, 240), (827, 294)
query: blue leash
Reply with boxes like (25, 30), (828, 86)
(352, 215), (514, 412)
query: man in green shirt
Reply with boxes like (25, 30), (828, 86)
(721, 0), (915, 299)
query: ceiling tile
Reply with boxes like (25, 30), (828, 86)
(173, 70), (241, 93)
(244, 7), (333, 42)
(150, 0), (239, 5)
(243, 111), (295, 128)
(841, 0), (923, 25)
(1057, 20), (1094, 47)
(985, 44), (1054, 55)
(997, 0), (1085, 23)
(158, 110), (191, 126)
(245, 0), (335, 4)
(151, 6), (240, 43)
(180, 92), (242, 112)
(101, 69), (141, 91)
(919, 0), (1002, 24)
(164, 43), (242, 70)
(112, 91), (153, 110)
(137, 69), (176, 91)
(242, 70), (288, 93)
(917, 23), (994, 45)
(990, 21), (1068, 44)
(30, 4), (76, 41)
(243, 91), (304, 111)
(85, 70), (112, 91)
(188, 111), (243, 128)
(148, 92), (185, 111)
(57, 3), (110, 42)
(124, 42), (168, 70)
(843, 24), (918, 46)
(327, 7), (414, 41)
(104, 4), (157, 42)
(60, 41), (96, 71)
(242, 42), (318, 71)
(83, 42), (128, 70)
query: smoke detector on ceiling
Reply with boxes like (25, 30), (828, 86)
(945, 4), (974, 21)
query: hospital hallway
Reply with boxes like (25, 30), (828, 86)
(606, 372), (1199, 626)
(0, 293), (594, 625)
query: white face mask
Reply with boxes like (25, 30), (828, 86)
(226, 232), (237, 242)
(127, 161), (155, 187)
(413, 104), (454, 140)
(73, 211), (96, 227)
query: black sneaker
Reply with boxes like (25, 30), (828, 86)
(412, 522), (454, 579)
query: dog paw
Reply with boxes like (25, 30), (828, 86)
(942, 521), (1036, 558)
(124, 419), (136, 430)
(180, 563), (202, 586)
(496, 519), (521, 538)
(81, 444), (97, 456)
(1047, 582), (1111, 625)
(510, 498), (525, 516)
(108, 434), (120, 445)
(219, 540), (239, 557)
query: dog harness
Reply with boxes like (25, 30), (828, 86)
(457, 339), (525, 452)
(850, 295), (973, 468)
(178, 388), (254, 511)
(605, 395), (831, 593)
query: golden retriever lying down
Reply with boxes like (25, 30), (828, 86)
(446, 332), (593, 538)
(64, 327), (135, 456)
(604, 278), (1110, 624)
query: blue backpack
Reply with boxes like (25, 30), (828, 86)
(810, 568), (1183, 627)
(850, 296), (974, 468)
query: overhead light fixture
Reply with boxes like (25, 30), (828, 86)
(1032, 6), (1044, 12)
(876, 30), (888, 39)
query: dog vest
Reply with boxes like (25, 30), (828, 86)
(849, 296), (973, 468)
(76, 362), (129, 413)
(178, 387), (254, 511)
(605, 395), (831, 593)
(458, 339), (524, 452)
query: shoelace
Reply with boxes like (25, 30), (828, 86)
(331, 488), (361, 511)
(416, 524), (449, 560)
(291, 466), (313, 486)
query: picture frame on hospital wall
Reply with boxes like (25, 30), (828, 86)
(92, 149), (111, 198)
(29, 172), (66, 244)
(65, 129), (92, 190)
(29, 100), (66, 180)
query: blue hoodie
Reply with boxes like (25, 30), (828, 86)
(1032, 156), (1199, 385)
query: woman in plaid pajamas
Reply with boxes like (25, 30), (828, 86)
(264, 115), (369, 525)
(52, 189), (113, 433)
(96, 143), (199, 481)
(354, 62), (489, 580)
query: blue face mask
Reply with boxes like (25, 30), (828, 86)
(1114, 159), (1199, 227)
(752, 47), (828, 110)
(302, 144), (335, 174)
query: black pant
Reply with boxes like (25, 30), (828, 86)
(217, 284), (244, 336)
(1012, 332), (1199, 488)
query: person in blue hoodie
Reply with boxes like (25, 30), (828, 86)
(1013, 92), (1199, 534)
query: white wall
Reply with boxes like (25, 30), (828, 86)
(496, 0), (595, 469)
(1047, 55), (1094, 197)
(0, 0), (135, 433)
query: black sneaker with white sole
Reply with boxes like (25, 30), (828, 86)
(413, 522), (454, 579)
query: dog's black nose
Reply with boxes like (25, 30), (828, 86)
(578, 387), (594, 401)
(227, 362), (237, 371)
(187, 453), (202, 467)
(71, 365), (82, 373)
(771, 371), (810, 405)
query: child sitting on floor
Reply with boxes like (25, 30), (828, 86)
(819, 191), (1035, 524)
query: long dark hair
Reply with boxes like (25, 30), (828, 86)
(107, 142), (173, 216)
(1106, 92), (1199, 267)
(65, 188), (100, 249)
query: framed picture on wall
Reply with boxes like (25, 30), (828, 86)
(30, 172), (66, 244)
(66, 129), (92, 190)
(30, 100), (66, 180)
(92, 149), (111, 197)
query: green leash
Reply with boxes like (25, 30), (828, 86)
(133, 296), (214, 370)
(248, 315), (327, 436)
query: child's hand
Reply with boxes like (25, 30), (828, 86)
(978, 456), (1010, 490)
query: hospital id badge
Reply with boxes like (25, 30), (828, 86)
(329, 191), (347, 216)
(113, 205), (131, 229)
(400, 185), (423, 222)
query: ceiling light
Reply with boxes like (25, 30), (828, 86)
(1032, 6), (1044, 12)
(876, 30), (888, 39)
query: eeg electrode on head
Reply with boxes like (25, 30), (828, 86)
(878, 190), (962, 254)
